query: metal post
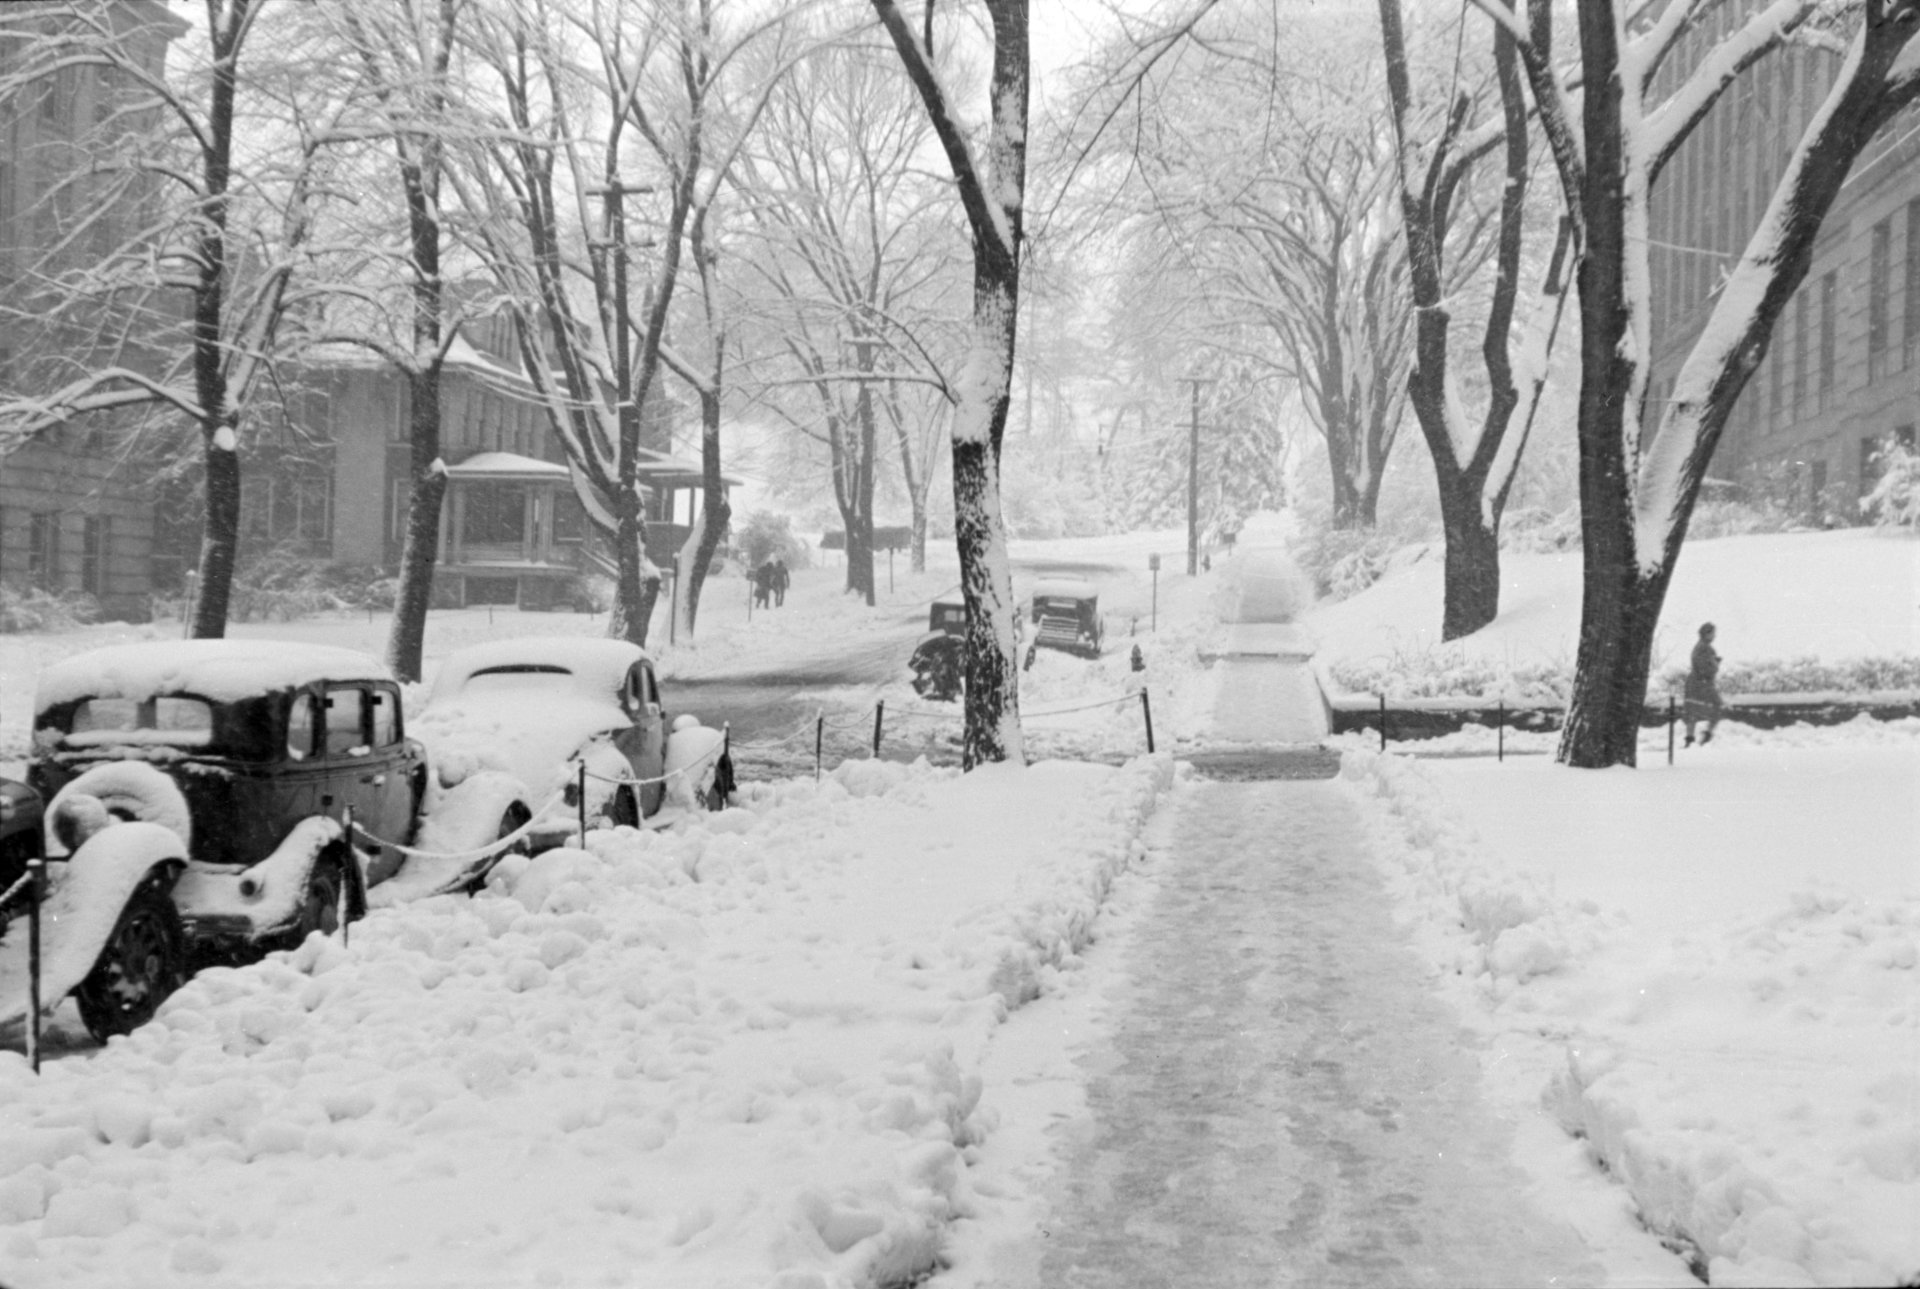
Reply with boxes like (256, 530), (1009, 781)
(181, 568), (197, 639)
(1668, 696), (1676, 765)
(888, 546), (895, 595)
(815, 711), (825, 783)
(27, 859), (43, 1074)
(577, 761), (588, 842)
(1140, 688), (1156, 754)
(872, 701), (885, 758)
(1379, 693), (1388, 752)
(668, 570), (677, 645)
(1497, 700), (1505, 762)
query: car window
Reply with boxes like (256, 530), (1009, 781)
(369, 687), (400, 747)
(324, 687), (369, 757)
(64, 696), (213, 748)
(287, 693), (319, 761)
(628, 664), (659, 708)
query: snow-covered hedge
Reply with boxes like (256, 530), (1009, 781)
(1329, 646), (1920, 701)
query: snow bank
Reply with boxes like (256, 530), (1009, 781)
(1337, 744), (1920, 1287)
(0, 753), (1172, 1289)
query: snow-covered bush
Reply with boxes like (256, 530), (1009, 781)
(1297, 527), (1402, 600)
(1655, 653), (1920, 696)
(1862, 439), (1920, 529)
(0, 584), (100, 633)
(1327, 644), (1572, 702)
(1499, 505), (1580, 554)
(736, 510), (810, 570)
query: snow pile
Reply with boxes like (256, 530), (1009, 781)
(0, 753), (1170, 1289)
(1337, 743), (1920, 1287)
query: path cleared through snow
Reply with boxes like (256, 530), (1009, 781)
(1029, 779), (1610, 1288)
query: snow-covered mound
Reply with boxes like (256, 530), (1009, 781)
(0, 754), (1171, 1289)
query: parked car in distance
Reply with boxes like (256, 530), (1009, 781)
(416, 636), (732, 852)
(1027, 578), (1106, 665)
(908, 599), (968, 701)
(18, 640), (496, 1039)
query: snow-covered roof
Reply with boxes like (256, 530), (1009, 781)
(1031, 578), (1098, 601)
(36, 641), (395, 713)
(446, 452), (572, 481)
(426, 636), (651, 708)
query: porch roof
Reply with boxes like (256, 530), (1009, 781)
(446, 451), (571, 483)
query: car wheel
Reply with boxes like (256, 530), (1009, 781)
(296, 856), (349, 940)
(75, 879), (183, 1042)
(496, 803), (532, 854)
(606, 785), (640, 829)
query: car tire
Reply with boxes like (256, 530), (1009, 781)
(75, 877), (183, 1042)
(296, 855), (349, 940)
(606, 785), (640, 829)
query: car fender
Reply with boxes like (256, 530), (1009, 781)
(171, 816), (345, 940)
(44, 761), (192, 856)
(663, 720), (726, 813)
(0, 822), (185, 1027)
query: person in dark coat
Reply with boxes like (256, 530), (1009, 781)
(772, 558), (789, 607)
(753, 562), (772, 609)
(1684, 622), (1722, 745)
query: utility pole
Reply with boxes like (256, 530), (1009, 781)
(1185, 378), (1208, 575)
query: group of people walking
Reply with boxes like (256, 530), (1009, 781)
(753, 558), (789, 609)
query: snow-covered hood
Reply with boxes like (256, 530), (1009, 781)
(413, 693), (626, 805)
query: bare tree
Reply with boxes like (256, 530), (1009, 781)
(460, 0), (799, 646)
(1379, 0), (1564, 639)
(0, 0), (329, 636)
(315, 0), (475, 681)
(731, 35), (963, 605)
(1483, 0), (1920, 766)
(869, 0), (1030, 767)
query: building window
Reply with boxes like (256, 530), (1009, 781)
(461, 482), (525, 546)
(28, 511), (59, 588)
(81, 515), (108, 597)
(1906, 198), (1920, 370)
(551, 490), (586, 544)
(1869, 218), (1891, 382)
(1818, 271), (1837, 410)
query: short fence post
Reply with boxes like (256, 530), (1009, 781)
(1140, 688), (1156, 754)
(1497, 700), (1505, 762)
(577, 761), (588, 843)
(1379, 693), (1388, 752)
(27, 859), (43, 1075)
(815, 711), (825, 783)
(872, 701), (885, 759)
(1668, 696), (1676, 765)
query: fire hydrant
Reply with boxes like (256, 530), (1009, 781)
(1130, 643), (1146, 672)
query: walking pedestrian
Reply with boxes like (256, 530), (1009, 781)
(772, 558), (789, 607)
(754, 562), (772, 609)
(1684, 622), (1723, 746)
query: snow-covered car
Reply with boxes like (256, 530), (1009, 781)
(18, 640), (524, 1040)
(416, 636), (733, 850)
(1026, 578), (1106, 664)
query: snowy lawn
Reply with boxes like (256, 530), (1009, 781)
(1337, 733), (1919, 1286)
(0, 755), (1170, 1288)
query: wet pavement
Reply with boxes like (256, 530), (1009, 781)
(1031, 778), (1607, 1288)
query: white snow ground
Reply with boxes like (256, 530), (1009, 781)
(0, 525), (1911, 1287)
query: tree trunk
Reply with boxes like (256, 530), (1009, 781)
(192, 427), (240, 638)
(952, 431), (1021, 767)
(387, 370), (445, 681)
(679, 379), (730, 637)
(1437, 482), (1499, 639)
(612, 502), (654, 647)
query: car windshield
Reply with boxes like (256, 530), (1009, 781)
(1035, 597), (1088, 615)
(61, 696), (215, 748)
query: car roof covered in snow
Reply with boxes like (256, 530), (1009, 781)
(36, 640), (395, 713)
(427, 636), (651, 706)
(1031, 578), (1098, 602)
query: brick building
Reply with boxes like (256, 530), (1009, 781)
(0, 0), (183, 620)
(1646, 4), (1920, 518)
